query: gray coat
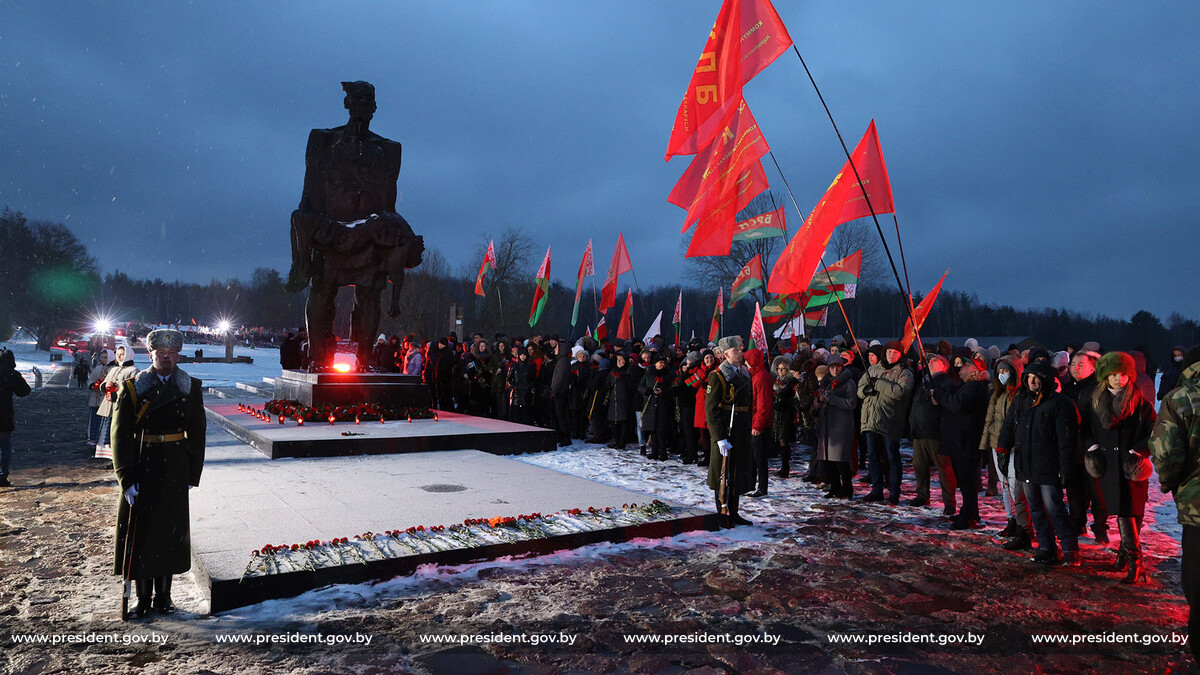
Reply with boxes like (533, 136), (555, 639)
(817, 370), (859, 463)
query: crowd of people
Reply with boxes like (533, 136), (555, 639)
(351, 329), (1198, 580)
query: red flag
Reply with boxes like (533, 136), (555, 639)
(669, 99), (770, 229)
(767, 121), (894, 295)
(685, 158), (769, 257)
(665, 0), (793, 160)
(900, 271), (948, 353)
(599, 233), (633, 313)
(616, 289), (634, 340)
(474, 240), (497, 296)
(594, 316), (607, 342)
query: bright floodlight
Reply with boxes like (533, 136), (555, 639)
(217, 320), (232, 333)
(94, 317), (112, 334)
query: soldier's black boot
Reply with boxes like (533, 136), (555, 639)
(134, 579), (155, 619)
(153, 575), (176, 614)
(728, 492), (753, 527)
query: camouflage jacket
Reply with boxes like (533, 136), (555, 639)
(1150, 361), (1200, 527)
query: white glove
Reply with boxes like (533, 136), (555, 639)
(1086, 444), (1100, 453)
(123, 484), (139, 506)
(717, 439), (732, 457)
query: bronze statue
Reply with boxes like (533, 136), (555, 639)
(286, 81), (424, 371)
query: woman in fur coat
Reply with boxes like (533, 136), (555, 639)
(1080, 351), (1157, 583)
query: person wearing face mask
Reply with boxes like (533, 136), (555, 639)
(95, 345), (139, 460)
(1159, 346), (1188, 402)
(997, 362), (1081, 566)
(984, 356), (1030, 548)
(1081, 351), (1157, 583)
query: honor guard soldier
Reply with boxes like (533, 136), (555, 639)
(112, 329), (205, 619)
(706, 335), (756, 527)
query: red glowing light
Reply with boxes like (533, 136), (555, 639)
(328, 414), (336, 425)
(332, 363), (351, 373)
(278, 415), (285, 425)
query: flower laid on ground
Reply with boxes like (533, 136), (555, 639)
(239, 500), (676, 580)
(258, 399), (435, 424)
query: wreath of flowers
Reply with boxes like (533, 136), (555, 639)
(241, 500), (674, 580)
(243, 399), (436, 424)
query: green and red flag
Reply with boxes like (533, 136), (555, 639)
(760, 293), (801, 323)
(528, 246), (552, 327)
(616, 289), (635, 341)
(768, 121), (894, 295)
(804, 307), (828, 328)
(729, 254), (765, 307)
(732, 205), (786, 242)
(804, 249), (863, 310)
(672, 290), (682, 347)
(708, 287), (724, 342)
(900, 270), (948, 353)
(599, 233), (632, 313)
(474, 240), (497, 296)
(747, 301), (768, 358)
(594, 316), (607, 342)
(664, 0), (793, 160)
(571, 239), (594, 327)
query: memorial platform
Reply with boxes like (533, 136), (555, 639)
(206, 403), (557, 459)
(189, 437), (719, 613)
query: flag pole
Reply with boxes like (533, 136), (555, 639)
(767, 151), (862, 351)
(892, 214), (924, 355)
(788, 46), (930, 371)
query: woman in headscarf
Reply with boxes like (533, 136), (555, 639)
(95, 344), (139, 459)
(86, 349), (114, 446)
(1081, 351), (1156, 583)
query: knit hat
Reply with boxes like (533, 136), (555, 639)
(1082, 341), (1101, 353)
(814, 365), (830, 380)
(964, 337), (979, 352)
(716, 335), (744, 353)
(146, 329), (184, 351)
(1050, 351), (1070, 369)
(1095, 351), (1136, 383)
(884, 340), (904, 355)
(571, 345), (587, 359)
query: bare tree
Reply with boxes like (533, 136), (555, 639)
(468, 226), (535, 332)
(828, 220), (885, 290)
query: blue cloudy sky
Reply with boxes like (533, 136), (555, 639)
(2, 1), (1197, 321)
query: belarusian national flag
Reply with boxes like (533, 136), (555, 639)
(708, 288), (724, 342)
(571, 239), (594, 327)
(528, 246), (551, 327)
(616, 289), (634, 340)
(672, 290), (682, 347)
(732, 205), (786, 242)
(747, 302), (768, 358)
(664, 0), (793, 160)
(594, 317), (607, 342)
(729, 254), (764, 307)
(599, 233), (632, 313)
(804, 307), (828, 327)
(768, 121), (894, 296)
(900, 271), (948, 353)
(804, 249), (863, 309)
(474, 240), (497, 296)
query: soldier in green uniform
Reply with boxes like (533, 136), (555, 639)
(112, 329), (205, 619)
(705, 336), (756, 527)
(1151, 345), (1200, 659)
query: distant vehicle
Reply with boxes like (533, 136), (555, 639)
(51, 329), (130, 356)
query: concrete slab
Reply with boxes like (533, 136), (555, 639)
(206, 402), (557, 458)
(190, 429), (720, 613)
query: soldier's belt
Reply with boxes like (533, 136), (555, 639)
(717, 405), (749, 412)
(140, 431), (188, 444)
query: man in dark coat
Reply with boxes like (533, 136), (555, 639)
(706, 336), (755, 527)
(549, 341), (574, 446)
(997, 362), (1080, 566)
(0, 348), (33, 487)
(908, 354), (956, 513)
(112, 329), (206, 618)
(934, 359), (990, 529)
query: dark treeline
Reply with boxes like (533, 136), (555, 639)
(3, 207), (1197, 360)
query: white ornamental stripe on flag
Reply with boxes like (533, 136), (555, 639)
(843, 283), (856, 299)
(772, 317), (803, 339)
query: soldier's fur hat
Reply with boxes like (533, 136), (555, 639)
(146, 329), (184, 352)
(716, 335), (744, 353)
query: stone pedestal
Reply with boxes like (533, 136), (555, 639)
(274, 370), (431, 409)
